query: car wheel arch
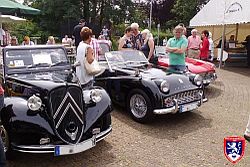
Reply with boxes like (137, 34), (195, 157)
(125, 86), (155, 109)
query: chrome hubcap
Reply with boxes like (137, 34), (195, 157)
(130, 94), (147, 118)
(0, 125), (9, 152)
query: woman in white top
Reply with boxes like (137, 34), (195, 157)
(76, 27), (95, 86)
(22, 36), (35, 46)
(46, 36), (55, 45)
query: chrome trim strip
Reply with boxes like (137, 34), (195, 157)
(154, 100), (203, 115)
(153, 106), (176, 115)
(55, 103), (83, 129)
(54, 92), (83, 119)
(53, 92), (69, 119)
(67, 92), (83, 115)
(96, 126), (112, 142)
(12, 126), (112, 154)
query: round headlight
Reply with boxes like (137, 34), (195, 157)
(90, 90), (102, 103)
(27, 95), (42, 111)
(160, 80), (170, 93)
(194, 74), (203, 86)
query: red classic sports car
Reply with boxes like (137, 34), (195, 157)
(156, 46), (217, 86)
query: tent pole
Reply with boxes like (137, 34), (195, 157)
(235, 23), (239, 42)
(219, 24), (226, 69)
(0, 12), (2, 46)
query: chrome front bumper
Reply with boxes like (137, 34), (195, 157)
(203, 72), (217, 84)
(12, 126), (112, 155)
(153, 98), (208, 115)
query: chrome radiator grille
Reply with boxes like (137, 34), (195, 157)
(49, 86), (85, 144)
(164, 89), (202, 108)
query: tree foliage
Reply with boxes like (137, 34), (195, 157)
(28, 0), (135, 37)
(171, 0), (209, 26)
(145, 0), (209, 28)
(9, 0), (209, 42)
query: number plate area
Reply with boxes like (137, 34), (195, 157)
(179, 101), (199, 113)
(54, 138), (96, 156)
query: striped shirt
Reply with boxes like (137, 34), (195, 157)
(90, 38), (101, 60)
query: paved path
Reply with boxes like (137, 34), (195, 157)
(7, 67), (250, 167)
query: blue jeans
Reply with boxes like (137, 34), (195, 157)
(169, 65), (186, 72)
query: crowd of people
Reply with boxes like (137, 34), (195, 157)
(117, 23), (155, 62)
(187, 29), (214, 62)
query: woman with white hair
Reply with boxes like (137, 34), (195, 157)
(139, 29), (155, 61)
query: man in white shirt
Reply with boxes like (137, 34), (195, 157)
(0, 28), (6, 46)
(62, 35), (72, 45)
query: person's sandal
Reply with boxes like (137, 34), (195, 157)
(244, 134), (250, 142)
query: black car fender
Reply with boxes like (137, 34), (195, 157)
(124, 78), (163, 109)
(0, 97), (54, 135)
(83, 87), (112, 132)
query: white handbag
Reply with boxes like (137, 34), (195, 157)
(84, 58), (102, 75)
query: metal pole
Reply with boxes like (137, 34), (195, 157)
(219, 24), (226, 68)
(157, 24), (160, 46)
(0, 12), (3, 47)
(219, 0), (227, 69)
(149, 0), (152, 31)
(235, 23), (239, 42)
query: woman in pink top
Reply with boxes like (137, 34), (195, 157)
(200, 30), (210, 61)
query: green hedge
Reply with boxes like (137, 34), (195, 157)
(151, 28), (173, 46)
(4, 21), (50, 44)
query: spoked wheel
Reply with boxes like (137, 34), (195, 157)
(127, 89), (153, 123)
(0, 125), (14, 160)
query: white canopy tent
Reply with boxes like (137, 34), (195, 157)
(0, 14), (26, 23)
(190, 0), (250, 26)
(0, 14), (26, 45)
(190, 0), (250, 68)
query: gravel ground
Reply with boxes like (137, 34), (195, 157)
(6, 67), (250, 167)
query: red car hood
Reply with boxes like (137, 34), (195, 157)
(158, 57), (215, 74)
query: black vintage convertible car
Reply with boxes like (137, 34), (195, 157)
(0, 45), (112, 158)
(95, 50), (207, 123)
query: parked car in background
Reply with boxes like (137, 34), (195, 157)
(0, 45), (112, 159)
(98, 40), (111, 61)
(155, 46), (217, 86)
(95, 50), (207, 123)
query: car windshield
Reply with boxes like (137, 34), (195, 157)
(105, 50), (148, 71)
(155, 46), (169, 57)
(99, 42), (110, 54)
(5, 47), (69, 73)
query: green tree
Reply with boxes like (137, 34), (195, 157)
(171, 0), (209, 26)
(29, 0), (135, 37)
